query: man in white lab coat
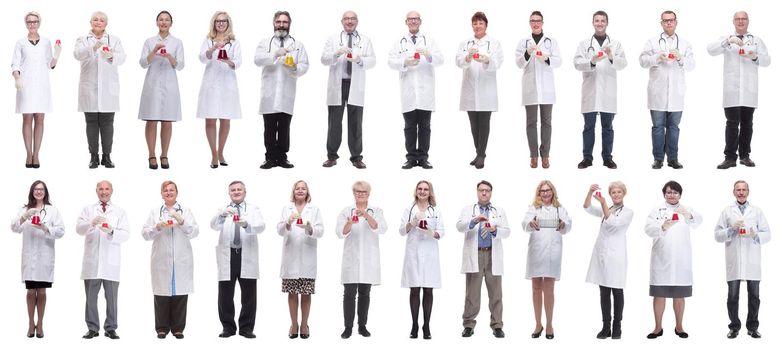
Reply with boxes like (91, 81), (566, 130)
(714, 180), (770, 339)
(388, 11), (443, 169)
(321, 11), (376, 169)
(75, 180), (130, 339)
(211, 181), (265, 338)
(456, 180), (510, 338)
(639, 11), (694, 170)
(573, 11), (627, 169)
(709, 12), (771, 169)
(255, 11), (309, 169)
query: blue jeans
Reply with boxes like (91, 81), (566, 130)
(650, 110), (682, 161)
(582, 112), (614, 161)
(727, 280), (760, 331)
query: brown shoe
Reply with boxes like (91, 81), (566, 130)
(542, 157), (550, 169)
(530, 158), (538, 168)
(352, 160), (367, 169)
(322, 159), (337, 167)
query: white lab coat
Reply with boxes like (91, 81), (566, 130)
(706, 33), (771, 108)
(196, 38), (242, 119)
(321, 31), (376, 107)
(456, 35), (503, 111)
(399, 204), (445, 288)
(336, 205), (387, 285)
(714, 202), (771, 281)
(523, 205), (572, 280)
(276, 204), (324, 279)
(138, 34), (185, 121)
(573, 36), (628, 113)
(141, 203), (199, 296)
(75, 201), (130, 281)
(74, 32), (126, 112)
(456, 203), (510, 275)
(639, 33), (695, 111)
(10, 205), (65, 283)
(12, 37), (53, 113)
(210, 202), (265, 281)
(255, 36), (309, 115)
(516, 35), (561, 105)
(644, 202), (702, 286)
(584, 204), (633, 289)
(388, 32), (444, 113)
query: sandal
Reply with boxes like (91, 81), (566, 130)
(160, 156), (170, 169)
(148, 157), (158, 170)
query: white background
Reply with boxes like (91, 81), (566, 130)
(3, 0), (780, 349)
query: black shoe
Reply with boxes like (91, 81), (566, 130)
(239, 332), (256, 339)
(89, 153), (100, 169)
(210, 163), (218, 169)
(611, 322), (622, 339)
(603, 159), (617, 169)
(358, 326), (371, 337)
(402, 160), (417, 169)
(674, 329), (688, 338)
(323, 159), (337, 167)
(461, 327), (474, 337)
(341, 328), (352, 339)
(278, 159), (295, 168)
(218, 330), (235, 338)
(577, 159), (592, 169)
(727, 329), (738, 339)
(419, 160), (433, 169)
(668, 160), (684, 169)
(289, 325), (299, 339)
(652, 160), (663, 169)
(32, 162), (40, 168)
(104, 330), (120, 339)
(260, 160), (276, 169)
(173, 332), (184, 339)
(300, 325), (310, 339)
(220, 161), (229, 166)
(531, 326), (543, 338)
(493, 328), (505, 338)
(160, 157), (170, 169)
(148, 157), (158, 170)
(422, 325), (431, 339)
(596, 325), (611, 339)
(545, 333), (554, 339)
(747, 330), (761, 338)
(352, 160), (367, 169)
(474, 157), (485, 169)
(740, 158), (756, 167)
(409, 324), (418, 339)
(101, 154), (115, 168)
(647, 329), (663, 339)
(717, 159), (737, 169)
(157, 331), (167, 339)
(83, 330), (100, 339)
(469, 157), (477, 166)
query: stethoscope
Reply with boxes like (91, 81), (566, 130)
(266, 35), (298, 52)
(350, 207), (374, 218)
(339, 31), (362, 48)
(655, 204), (679, 220)
(658, 32), (679, 51)
(407, 203), (437, 222)
(91, 33), (112, 47)
(730, 33), (755, 46)
(465, 39), (492, 53)
(210, 39), (233, 50)
(525, 36), (552, 50)
(226, 201), (246, 216)
(587, 34), (611, 55)
(28, 205), (48, 222)
(159, 203), (183, 221)
(602, 204), (624, 223)
(472, 203), (498, 219)
(398, 34), (427, 53)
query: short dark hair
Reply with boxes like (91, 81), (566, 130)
(662, 180), (683, 195)
(530, 11), (543, 20)
(157, 10), (173, 23)
(661, 10), (676, 20)
(593, 10), (608, 22)
(471, 11), (488, 25)
(477, 180), (493, 191)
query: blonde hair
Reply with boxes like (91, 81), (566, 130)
(352, 180), (371, 194)
(412, 180), (437, 206)
(290, 180), (312, 203)
(608, 181), (627, 196)
(208, 11), (235, 41)
(532, 180), (561, 208)
(160, 180), (178, 193)
(25, 11), (41, 24)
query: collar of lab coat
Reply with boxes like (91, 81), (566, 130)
(88, 31), (108, 40)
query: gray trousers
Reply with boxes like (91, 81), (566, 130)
(525, 104), (553, 157)
(85, 112), (115, 154)
(326, 80), (364, 162)
(84, 279), (119, 332)
(463, 249), (503, 329)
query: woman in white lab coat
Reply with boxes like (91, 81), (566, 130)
(138, 11), (184, 170)
(11, 12), (61, 168)
(516, 11), (561, 169)
(336, 181), (387, 338)
(583, 182), (633, 339)
(11, 180), (65, 338)
(522, 180), (571, 339)
(644, 181), (702, 339)
(456, 12), (503, 169)
(141, 180), (199, 339)
(197, 11), (241, 168)
(399, 180), (444, 339)
(277, 180), (324, 339)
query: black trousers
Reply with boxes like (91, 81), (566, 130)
(599, 286), (624, 324)
(263, 113), (292, 161)
(218, 248), (257, 334)
(327, 79), (363, 161)
(85, 112), (115, 154)
(727, 280), (760, 331)
(154, 295), (188, 334)
(467, 111), (491, 159)
(723, 106), (755, 160)
(403, 109), (432, 161)
(343, 283), (371, 328)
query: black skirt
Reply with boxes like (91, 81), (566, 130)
(25, 280), (53, 289)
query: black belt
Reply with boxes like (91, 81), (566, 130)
(478, 247), (492, 251)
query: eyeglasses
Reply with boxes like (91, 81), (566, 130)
(661, 18), (677, 24)
(26, 21), (40, 25)
(539, 189), (553, 193)
(529, 19), (543, 24)
(733, 17), (748, 22)
(406, 17), (421, 22)
(342, 17), (357, 21)
(215, 19), (229, 24)
(33, 188), (46, 193)
(353, 190), (368, 196)
(665, 191), (680, 195)
(478, 189), (492, 193)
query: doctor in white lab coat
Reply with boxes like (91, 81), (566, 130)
(708, 11), (771, 169)
(516, 11), (560, 169)
(573, 11), (627, 169)
(211, 181), (265, 338)
(277, 180), (323, 339)
(456, 12), (503, 169)
(456, 180), (509, 337)
(74, 11), (125, 169)
(714, 180), (770, 338)
(388, 11), (444, 169)
(11, 180), (65, 338)
(639, 11), (695, 169)
(75, 180), (130, 339)
(321, 11), (376, 168)
(522, 180), (571, 338)
(256, 11), (309, 169)
(336, 181), (387, 338)
(138, 11), (184, 170)
(399, 180), (444, 339)
(644, 180), (702, 339)
(12, 11), (60, 169)
(583, 182), (633, 339)
(141, 180), (199, 338)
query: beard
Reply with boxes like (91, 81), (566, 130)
(274, 29), (289, 38)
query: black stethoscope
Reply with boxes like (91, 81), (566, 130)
(601, 204), (624, 223)
(407, 203), (437, 222)
(210, 39), (233, 50)
(465, 39), (492, 53)
(159, 203), (183, 221)
(91, 33), (112, 47)
(266, 35), (298, 53)
(658, 32), (679, 51)
(398, 34), (427, 53)
(350, 207), (374, 218)
(587, 35), (611, 55)
(28, 205), (48, 223)
(226, 201), (246, 216)
(339, 31), (362, 48)
(525, 36), (552, 50)
(655, 204), (680, 220)
(730, 33), (755, 46)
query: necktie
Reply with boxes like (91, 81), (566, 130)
(233, 204), (241, 247)
(346, 33), (353, 77)
(411, 35), (417, 44)
(737, 35), (744, 40)
(101, 202), (107, 212)
(279, 36), (285, 48)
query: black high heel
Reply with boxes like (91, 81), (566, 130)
(300, 325), (310, 339)
(531, 326), (543, 338)
(148, 157), (158, 170)
(160, 157), (170, 169)
(422, 325), (431, 340)
(289, 325), (299, 339)
(27, 325), (34, 338)
(35, 327), (44, 338)
(410, 324), (419, 339)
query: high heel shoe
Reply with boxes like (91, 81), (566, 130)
(27, 325), (35, 338)
(422, 325), (431, 340)
(35, 326), (44, 338)
(289, 325), (299, 339)
(210, 163), (218, 169)
(545, 333), (554, 340)
(531, 326), (543, 338)
(300, 325), (310, 339)
(410, 324), (419, 339)
(160, 157), (170, 169)
(148, 157), (158, 170)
